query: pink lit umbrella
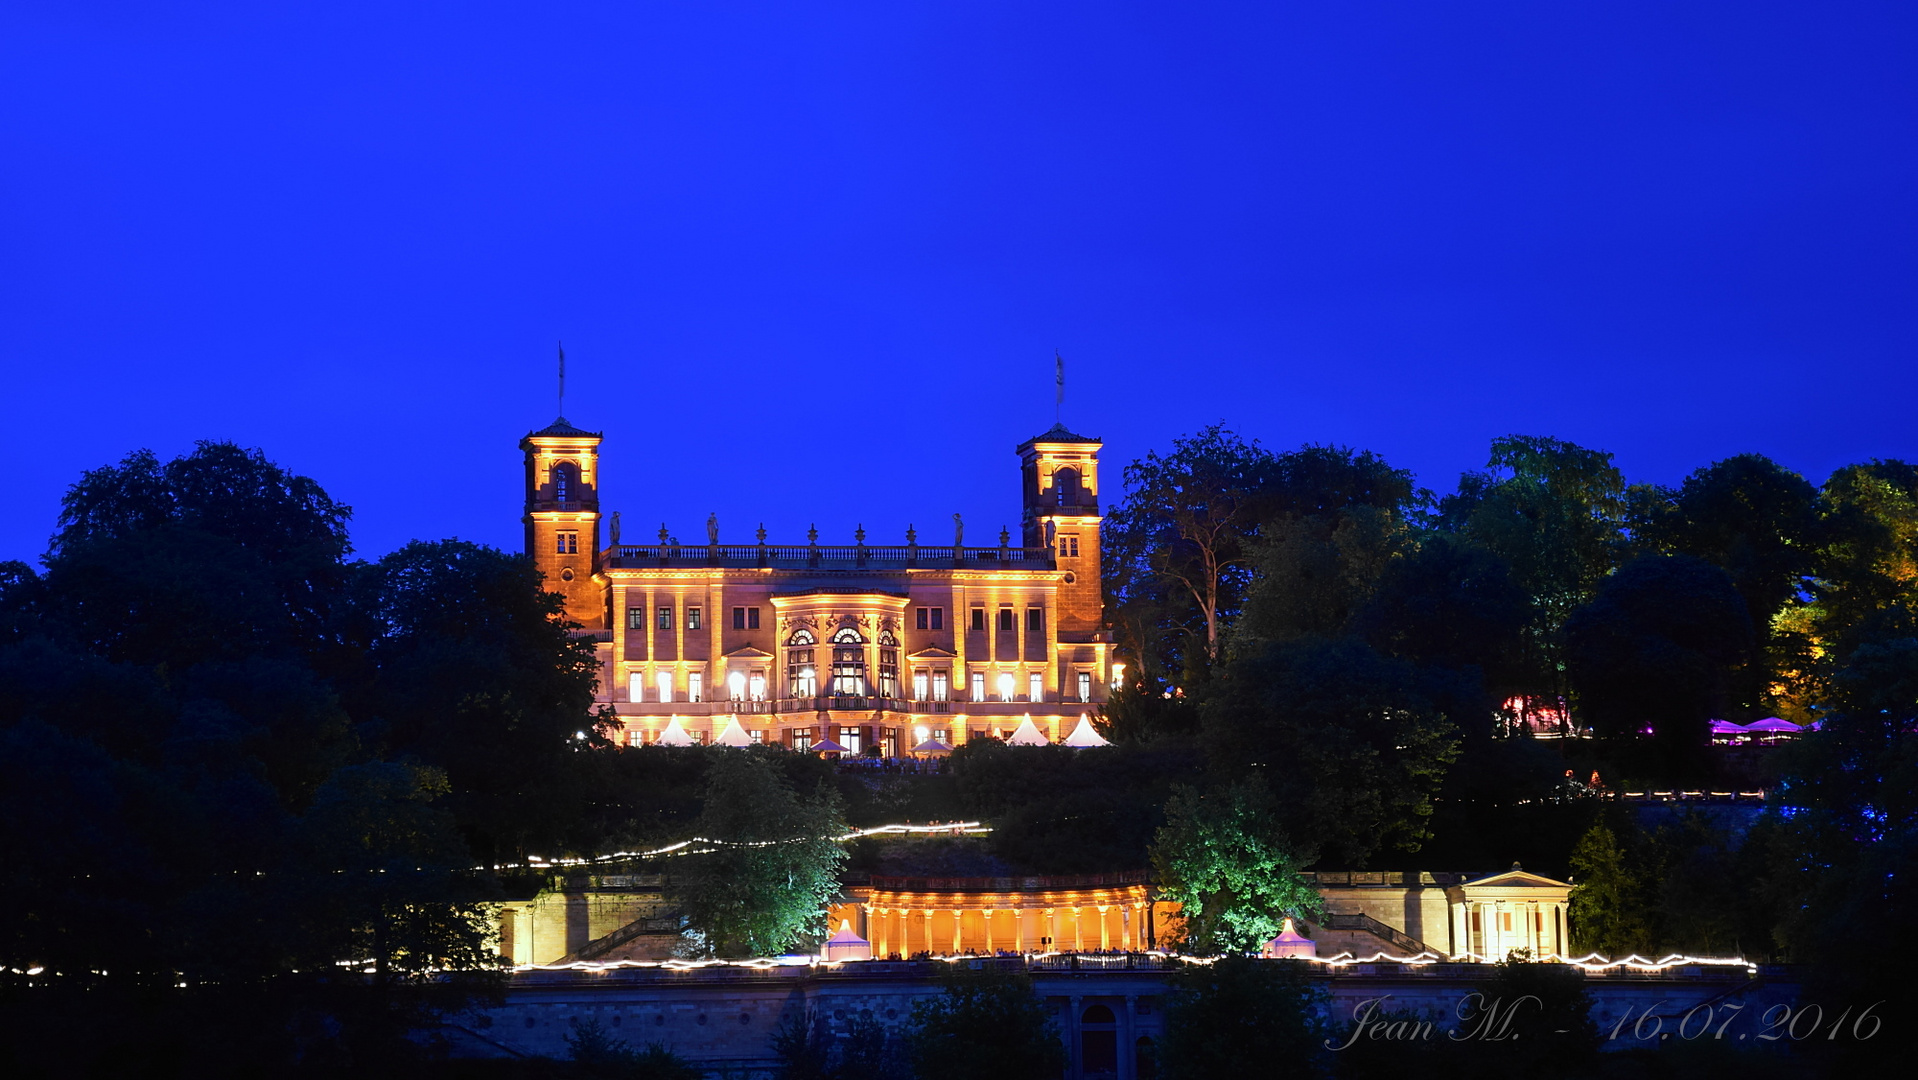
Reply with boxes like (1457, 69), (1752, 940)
(1744, 718), (1802, 734)
(1709, 719), (1749, 735)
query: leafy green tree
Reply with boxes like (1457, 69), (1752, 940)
(1238, 505), (1413, 648)
(907, 965), (1065, 1080)
(1564, 554), (1754, 780)
(357, 539), (611, 865)
(1104, 425), (1279, 684)
(1202, 638), (1462, 865)
(1160, 954), (1328, 1079)
(671, 750), (846, 957)
(566, 1016), (702, 1079)
(1151, 781), (1321, 953)
(1354, 533), (1532, 691)
(1566, 821), (1651, 956)
(1439, 436), (1630, 711)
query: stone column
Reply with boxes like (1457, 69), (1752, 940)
(1099, 905), (1111, 951)
(984, 909), (996, 954)
(1015, 905), (1026, 952)
(1068, 995), (1084, 1079)
(1046, 907), (1058, 952)
(1073, 906), (1084, 951)
(1122, 995), (1138, 1080)
(924, 909), (935, 956)
(952, 908), (963, 955)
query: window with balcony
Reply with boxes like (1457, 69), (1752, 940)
(933, 671), (949, 701)
(553, 461), (576, 501)
(829, 627), (867, 696)
(749, 671), (766, 701)
(969, 672), (985, 701)
(996, 672), (1016, 701)
(687, 673), (703, 702)
(878, 631), (899, 698)
(656, 670), (675, 703)
(913, 671), (929, 700)
(728, 671), (747, 700)
(787, 629), (817, 697)
(627, 671), (643, 701)
(1077, 671), (1092, 702)
(1028, 673), (1043, 701)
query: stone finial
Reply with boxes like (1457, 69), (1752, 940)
(906, 524), (917, 546)
(808, 524), (819, 546)
(757, 523), (768, 544)
(999, 526), (1010, 548)
(659, 523), (669, 545)
(855, 524), (866, 545)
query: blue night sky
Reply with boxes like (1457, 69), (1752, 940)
(3, 2), (1914, 564)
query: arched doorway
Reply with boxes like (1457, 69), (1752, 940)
(1080, 1003), (1117, 1077)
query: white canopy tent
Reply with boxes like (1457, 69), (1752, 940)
(654, 717), (696, 747)
(811, 737), (850, 756)
(909, 738), (953, 757)
(1062, 716), (1110, 748)
(712, 717), (754, 748)
(823, 919), (873, 962)
(1005, 717), (1050, 746)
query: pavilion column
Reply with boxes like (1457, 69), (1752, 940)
(1073, 907), (1084, 951)
(1046, 908), (1058, 952)
(924, 910), (935, 955)
(984, 909), (996, 954)
(1099, 905), (1111, 951)
(1121, 905), (1131, 950)
(1015, 905), (1026, 952)
(952, 908), (963, 955)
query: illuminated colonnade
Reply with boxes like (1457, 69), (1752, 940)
(843, 883), (1159, 957)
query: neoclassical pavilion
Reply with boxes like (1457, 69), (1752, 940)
(834, 873), (1161, 958)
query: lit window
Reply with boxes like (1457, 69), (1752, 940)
(1077, 672), (1092, 702)
(1028, 673), (1043, 701)
(1067, 536), (1080, 557)
(657, 606), (672, 630)
(794, 729), (813, 751)
(841, 727), (862, 754)
(933, 671), (949, 701)
(657, 670), (674, 702)
(627, 671), (643, 701)
(686, 607), (702, 630)
(970, 672), (985, 701)
(913, 672), (929, 700)
(749, 672), (766, 701)
(687, 673), (703, 702)
(1110, 663), (1126, 690)
(728, 671), (747, 700)
(749, 729), (764, 744)
(627, 607), (644, 630)
(830, 627), (867, 696)
(996, 672), (1015, 701)
(1026, 607), (1044, 633)
(788, 629), (817, 697)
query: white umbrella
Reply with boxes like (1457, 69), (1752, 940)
(1005, 717), (1050, 746)
(1062, 716), (1109, 747)
(909, 738), (953, 756)
(713, 717), (754, 747)
(654, 717), (696, 746)
(811, 737), (849, 755)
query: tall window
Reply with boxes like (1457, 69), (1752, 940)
(969, 672), (985, 701)
(913, 671), (929, 700)
(916, 607), (928, 630)
(996, 672), (1015, 701)
(556, 531), (579, 554)
(733, 606), (760, 630)
(1026, 607), (1044, 633)
(794, 728), (813, 752)
(933, 671), (949, 701)
(1061, 535), (1081, 557)
(787, 629), (817, 698)
(1053, 467), (1079, 505)
(687, 672), (703, 702)
(1077, 671), (1092, 702)
(656, 670), (675, 703)
(915, 607), (945, 631)
(840, 727), (862, 754)
(971, 607), (986, 632)
(998, 608), (1015, 633)
(748, 607), (760, 629)
(627, 607), (644, 629)
(1028, 673), (1044, 702)
(749, 671), (766, 701)
(553, 462), (577, 501)
(830, 628), (867, 696)
(728, 671), (747, 700)
(627, 671), (643, 701)
(657, 606), (673, 630)
(686, 607), (702, 630)
(878, 631), (899, 699)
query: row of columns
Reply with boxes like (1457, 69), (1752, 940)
(865, 901), (1151, 957)
(1453, 899), (1569, 959)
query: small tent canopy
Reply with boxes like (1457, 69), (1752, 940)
(1005, 718), (1050, 746)
(1062, 716), (1109, 748)
(654, 717), (696, 747)
(811, 737), (849, 755)
(1262, 917), (1317, 960)
(824, 919), (873, 962)
(713, 717), (754, 748)
(910, 738), (953, 756)
(1708, 719), (1749, 735)
(1744, 717), (1802, 733)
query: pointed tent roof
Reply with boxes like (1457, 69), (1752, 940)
(910, 738), (953, 756)
(1062, 716), (1110, 748)
(811, 737), (849, 755)
(654, 717), (696, 747)
(1745, 717), (1802, 733)
(1263, 917), (1317, 959)
(824, 919), (873, 961)
(1005, 718), (1050, 746)
(713, 717), (754, 748)
(827, 919), (868, 946)
(1709, 719), (1749, 734)
(525, 416), (602, 439)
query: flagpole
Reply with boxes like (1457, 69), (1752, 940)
(558, 341), (566, 418)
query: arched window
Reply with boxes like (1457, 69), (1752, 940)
(787, 629), (817, 698)
(1053, 467), (1080, 506)
(877, 631), (899, 698)
(553, 461), (578, 502)
(830, 627), (867, 696)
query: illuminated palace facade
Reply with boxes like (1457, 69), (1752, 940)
(521, 417), (1115, 753)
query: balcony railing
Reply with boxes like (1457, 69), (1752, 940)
(605, 543), (1056, 570)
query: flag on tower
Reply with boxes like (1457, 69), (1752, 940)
(557, 341), (566, 415)
(1055, 351), (1065, 406)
